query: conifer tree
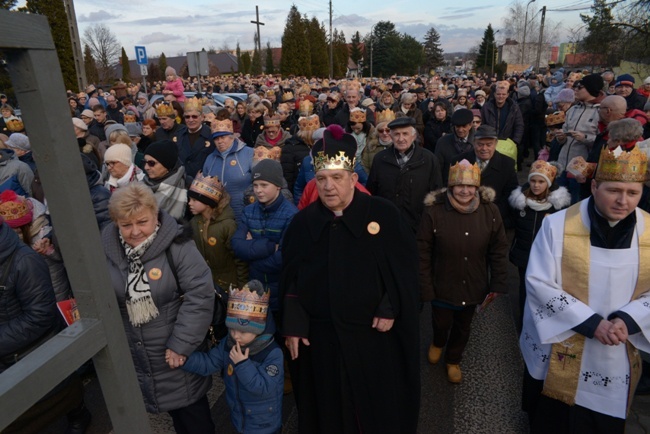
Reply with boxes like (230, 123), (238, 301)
(252, 48), (262, 75)
(159, 53), (168, 75)
(83, 44), (99, 86)
(241, 52), (252, 75)
(280, 5), (311, 76)
(332, 29), (349, 78)
(423, 27), (444, 71)
(236, 43), (242, 74)
(307, 17), (329, 78)
(350, 31), (363, 67)
(265, 41), (275, 74)
(120, 47), (131, 82)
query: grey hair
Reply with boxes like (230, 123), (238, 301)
(607, 118), (643, 143)
(401, 92), (416, 104)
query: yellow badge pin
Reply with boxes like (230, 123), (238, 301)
(148, 268), (162, 280)
(367, 221), (380, 235)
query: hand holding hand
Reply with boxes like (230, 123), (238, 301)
(165, 349), (187, 369)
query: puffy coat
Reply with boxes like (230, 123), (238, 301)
(367, 145), (443, 232)
(163, 78), (186, 102)
(101, 211), (214, 413)
(417, 187), (509, 305)
(81, 153), (112, 231)
(231, 194), (298, 312)
(0, 222), (59, 373)
(182, 321), (283, 434)
(203, 139), (255, 220)
(481, 97), (524, 145)
(190, 204), (248, 288)
(508, 184), (571, 268)
(0, 149), (34, 196)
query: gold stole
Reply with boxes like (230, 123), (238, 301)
(542, 203), (649, 413)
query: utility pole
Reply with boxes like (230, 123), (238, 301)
(250, 5), (265, 53)
(535, 6), (546, 72)
(63, 0), (87, 90)
(521, 0), (536, 65)
(329, 0), (333, 79)
(491, 29), (500, 76)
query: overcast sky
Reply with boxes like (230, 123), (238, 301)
(38, 0), (588, 59)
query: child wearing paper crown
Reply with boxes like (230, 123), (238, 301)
(188, 172), (248, 289)
(180, 280), (283, 434)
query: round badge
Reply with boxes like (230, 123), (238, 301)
(367, 221), (380, 235)
(148, 268), (162, 280)
(204, 140), (210, 148)
(520, 210), (526, 217)
(172, 136), (177, 143)
(227, 364), (234, 376)
(208, 237), (217, 246)
(230, 160), (237, 166)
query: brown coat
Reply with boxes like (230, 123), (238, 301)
(417, 187), (509, 305)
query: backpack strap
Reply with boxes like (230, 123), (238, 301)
(164, 247), (183, 297)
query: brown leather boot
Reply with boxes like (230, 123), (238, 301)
(427, 344), (443, 365)
(447, 364), (462, 384)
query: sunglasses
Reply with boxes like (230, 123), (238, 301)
(377, 128), (390, 134)
(184, 115), (200, 119)
(144, 159), (158, 167)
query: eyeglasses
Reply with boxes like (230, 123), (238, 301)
(184, 115), (200, 119)
(377, 128), (390, 134)
(144, 159), (158, 167)
(105, 161), (118, 168)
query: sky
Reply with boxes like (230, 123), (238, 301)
(28, 0), (590, 60)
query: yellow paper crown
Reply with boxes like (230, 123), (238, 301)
(155, 102), (175, 118)
(307, 114), (320, 130)
(299, 99), (313, 115)
(298, 116), (309, 130)
(595, 146), (647, 182)
(529, 160), (558, 184)
(189, 172), (224, 203)
(314, 150), (354, 172)
(184, 97), (202, 113)
(253, 146), (282, 162)
(263, 115), (281, 127)
(376, 109), (396, 125)
(448, 159), (481, 187)
(545, 111), (565, 127)
(227, 282), (269, 323)
(282, 91), (294, 102)
(6, 118), (24, 132)
(212, 119), (234, 134)
(349, 108), (366, 123)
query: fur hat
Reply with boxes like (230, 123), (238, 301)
(104, 144), (133, 167)
(144, 140), (178, 171)
(226, 280), (269, 335)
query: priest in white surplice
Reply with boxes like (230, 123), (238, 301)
(520, 145), (650, 434)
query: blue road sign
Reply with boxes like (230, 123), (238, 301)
(135, 46), (147, 65)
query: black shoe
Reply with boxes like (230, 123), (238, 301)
(66, 404), (91, 434)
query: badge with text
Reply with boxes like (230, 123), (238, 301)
(208, 237), (217, 246)
(148, 268), (162, 280)
(367, 221), (380, 235)
(265, 364), (279, 377)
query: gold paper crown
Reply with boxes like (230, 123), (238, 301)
(306, 114), (320, 130)
(0, 193), (30, 224)
(298, 116), (309, 130)
(282, 91), (294, 102)
(595, 146), (648, 183)
(349, 108), (366, 123)
(6, 118), (24, 132)
(263, 115), (281, 127)
(545, 111), (565, 127)
(212, 119), (234, 134)
(155, 102), (175, 118)
(448, 159), (481, 187)
(376, 109), (396, 125)
(314, 150), (354, 172)
(124, 114), (136, 123)
(184, 97), (202, 113)
(253, 145), (282, 162)
(299, 99), (313, 115)
(189, 172), (224, 203)
(227, 282), (270, 323)
(529, 160), (558, 183)
(265, 89), (275, 97)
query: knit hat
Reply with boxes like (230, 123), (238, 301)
(104, 144), (133, 167)
(528, 160), (558, 186)
(144, 140), (178, 171)
(0, 190), (33, 228)
(165, 66), (177, 77)
(105, 123), (128, 140)
(517, 85), (531, 98)
(188, 172), (224, 208)
(72, 117), (88, 131)
(137, 92), (147, 100)
(5, 133), (30, 151)
(644, 76), (650, 85)
(471, 109), (482, 119)
(474, 89), (486, 98)
(615, 74), (635, 88)
(125, 123), (142, 137)
(81, 109), (94, 118)
(226, 280), (269, 335)
(252, 158), (284, 187)
(579, 73), (604, 97)
(553, 89), (575, 104)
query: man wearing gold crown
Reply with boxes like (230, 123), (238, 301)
(282, 125), (420, 434)
(175, 98), (214, 180)
(154, 102), (184, 142)
(520, 146), (650, 433)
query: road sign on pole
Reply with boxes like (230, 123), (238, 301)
(140, 64), (148, 76)
(135, 46), (147, 65)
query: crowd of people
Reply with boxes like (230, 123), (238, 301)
(1, 66), (650, 434)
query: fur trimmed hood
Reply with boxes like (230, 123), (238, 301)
(423, 186), (496, 207)
(508, 184), (571, 211)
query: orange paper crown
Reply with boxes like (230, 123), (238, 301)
(226, 281), (269, 326)
(349, 108), (367, 123)
(6, 118), (24, 132)
(545, 111), (565, 127)
(595, 146), (648, 182)
(189, 172), (224, 203)
(529, 160), (558, 184)
(253, 146), (282, 162)
(282, 91), (294, 102)
(263, 115), (281, 127)
(448, 159), (481, 187)
(212, 119), (234, 135)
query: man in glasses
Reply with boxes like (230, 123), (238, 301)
(176, 97), (214, 180)
(154, 102), (183, 142)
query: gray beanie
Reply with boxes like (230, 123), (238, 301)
(104, 123), (128, 139)
(252, 158), (284, 187)
(5, 133), (30, 151)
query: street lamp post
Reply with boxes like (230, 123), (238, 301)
(521, 0), (536, 65)
(491, 29), (500, 76)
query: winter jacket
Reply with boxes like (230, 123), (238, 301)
(293, 155), (368, 205)
(241, 117), (265, 147)
(435, 129), (476, 185)
(417, 187), (509, 305)
(544, 71), (566, 107)
(231, 194), (298, 312)
(423, 117), (451, 153)
(481, 97), (524, 145)
(182, 323), (283, 434)
(101, 211), (214, 413)
(367, 145), (443, 233)
(203, 139), (255, 220)
(190, 204), (248, 288)
(359, 127), (383, 174)
(280, 136), (311, 194)
(163, 78), (186, 102)
(0, 222), (59, 373)
(0, 149), (34, 196)
(557, 95), (603, 171)
(154, 122), (186, 142)
(82, 154), (112, 231)
(333, 104), (376, 128)
(508, 184), (570, 268)
(625, 90), (647, 112)
(176, 124), (215, 180)
(18, 152), (37, 173)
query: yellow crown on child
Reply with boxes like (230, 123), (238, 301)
(314, 150), (354, 172)
(595, 146), (648, 183)
(155, 102), (175, 118)
(184, 97), (202, 113)
(448, 159), (481, 187)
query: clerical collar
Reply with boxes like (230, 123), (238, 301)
(333, 210), (343, 217)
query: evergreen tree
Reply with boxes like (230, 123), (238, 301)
(350, 31), (363, 67)
(307, 17), (329, 78)
(0, 0), (17, 9)
(148, 61), (161, 82)
(280, 5), (311, 76)
(252, 48), (262, 75)
(241, 52), (252, 75)
(332, 29), (348, 78)
(265, 41), (275, 74)
(236, 42), (242, 74)
(83, 44), (99, 86)
(476, 24), (497, 73)
(422, 27), (444, 72)
(580, 0), (622, 67)
(159, 53), (168, 76)
(399, 34), (424, 75)
(23, 0), (78, 90)
(368, 21), (401, 77)
(120, 47), (131, 82)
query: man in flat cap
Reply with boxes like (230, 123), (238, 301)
(435, 108), (476, 184)
(367, 116), (443, 232)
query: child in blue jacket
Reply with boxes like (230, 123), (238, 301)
(180, 280), (283, 434)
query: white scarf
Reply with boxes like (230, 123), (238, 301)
(525, 197), (553, 211)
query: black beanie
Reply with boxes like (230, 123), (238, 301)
(144, 140), (179, 171)
(252, 159), (284, 187)
(579, 74), (603, 98)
